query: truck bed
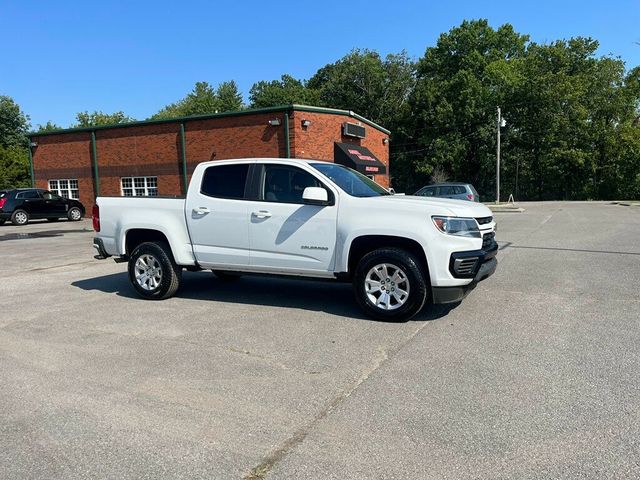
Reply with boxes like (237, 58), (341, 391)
(96, 196), (196, 266)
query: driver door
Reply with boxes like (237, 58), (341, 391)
(246, 164), (338, 274)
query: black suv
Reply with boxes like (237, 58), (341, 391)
(0, 189), (85, 226)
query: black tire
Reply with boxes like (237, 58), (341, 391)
(11, 209), (29, 226)
(212, 270), (242, 281)
(47, 218), (60, 222)
(67, 207), (82, 221)
(128, 241), (182, 300)
(353, 248), (428, 322)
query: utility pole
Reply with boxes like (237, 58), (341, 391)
(496, 107), (506, 203)
(496, 106), (501, 204)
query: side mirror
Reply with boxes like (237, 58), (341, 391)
(302, 187), (329, 205)
(388, 188), (396, 195)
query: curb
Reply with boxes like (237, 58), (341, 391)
(487, 205), (525, 213)
(612, 201), (640, 207)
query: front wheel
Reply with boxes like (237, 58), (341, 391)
(353, 248), (428, 322)
(128, 242), (182, 300)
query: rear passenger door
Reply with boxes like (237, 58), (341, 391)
(437, 186), (455, 198)
(17, 190), (45, 217)
(185, 163), (252, 267)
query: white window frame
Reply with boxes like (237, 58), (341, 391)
(48, 178), (79, 199)
(121, 176), (158, 197)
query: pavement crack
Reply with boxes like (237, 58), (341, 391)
(243, 323), (428, 480)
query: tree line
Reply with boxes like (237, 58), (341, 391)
(2, 20), (639, 199)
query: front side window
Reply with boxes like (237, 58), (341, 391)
(262, 165), (323, 203)
(417, 187), (436, 197)
(311, 163), (389, 198)
(49, 179), (79, 199)
(201, 164), (250, 199)
(42, 191), (62, 200)
(121, 177), (158, 197)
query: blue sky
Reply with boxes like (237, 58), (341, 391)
(1, 0), (639, 128)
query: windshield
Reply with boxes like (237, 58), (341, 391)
(311, 163), (390, 197)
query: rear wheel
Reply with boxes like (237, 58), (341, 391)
(353, 248), (428, 322)
(68, 207), (82, 221)
(11, 209), (29, 226)
(128, 242), (181, 300)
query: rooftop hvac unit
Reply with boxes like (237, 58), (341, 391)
(343, 122), (366, 139)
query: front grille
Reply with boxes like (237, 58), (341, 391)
(476, 216), (493, 225)
(453, 257), (478, 276)
(482, 232), (496, 250)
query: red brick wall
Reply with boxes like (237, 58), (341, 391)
(95, 122), (184, 197)
(31, 109), (391, 215)
(290, 111), (390, 188)
(32, 132), (95, 213)
(185, 112), (286, 177)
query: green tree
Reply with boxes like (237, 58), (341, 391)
(74, 111), (135, 128)
(0, 95), (30, 148)
(0, 145), (30, 189)
(0, 96), (31, 189)
(399, 20), (528, 194)
(37, 121), (63, 133)
(217, 80), (243, 112)
(249, 74), (319, 108)
(308, 49), (416, 130)
(152, 81), (230, 119)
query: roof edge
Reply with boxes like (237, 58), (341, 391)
(29, 104), (391, 137)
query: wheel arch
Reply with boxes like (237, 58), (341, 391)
(124, 228), (172, 258)
(346, 235), (430, 281)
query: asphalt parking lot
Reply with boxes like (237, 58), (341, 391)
(1, 201), (639, 479)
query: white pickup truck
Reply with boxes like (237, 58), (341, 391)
(92, 158), (497, 321)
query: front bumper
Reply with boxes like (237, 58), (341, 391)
(431, 237), (498, 304)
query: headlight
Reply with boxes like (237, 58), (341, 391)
(431, 216), (481, 238)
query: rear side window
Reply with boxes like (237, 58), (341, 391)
(438, 186), (454, 195)
(454, 186), (467, 195)
(16, 190), (41, 199)
(201, 164), (250, 199)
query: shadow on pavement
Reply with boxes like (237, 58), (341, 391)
(0, 228), (92, 242)
(71, 271), (458, 323)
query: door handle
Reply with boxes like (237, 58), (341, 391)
(193, 207), (211, 215)
(252, 210), (272, 219)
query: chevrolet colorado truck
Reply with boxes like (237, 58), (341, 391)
(92, 158), (497, 321)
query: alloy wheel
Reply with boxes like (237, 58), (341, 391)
(364, 263), (410, 310)
(134, 254), (163, 291)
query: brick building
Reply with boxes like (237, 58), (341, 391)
(28, 105), (390, 211)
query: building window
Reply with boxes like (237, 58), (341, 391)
(49, 179), (79, 199)
(121, 176), (158, 197)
